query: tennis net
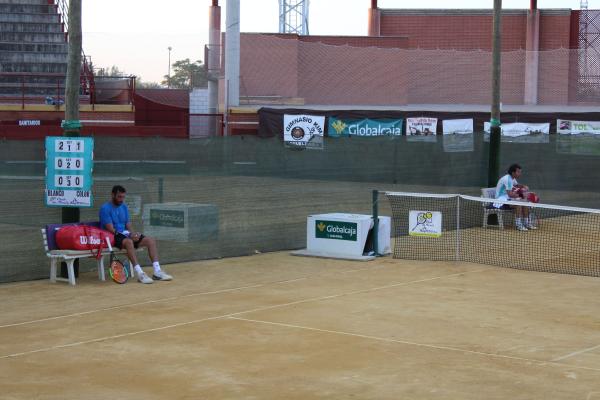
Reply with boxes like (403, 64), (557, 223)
(383, 192), (600, 277)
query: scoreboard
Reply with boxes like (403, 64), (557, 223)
(45, 136), (94, 207)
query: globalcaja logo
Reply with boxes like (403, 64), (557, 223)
(150, 209), (185, 228)
(331, 119), (348, 135)
(315, 220), (357, 241)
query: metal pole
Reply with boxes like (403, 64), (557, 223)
(488, 0), (502, 187)
(372, 190), (379, 256)
(167, 46), (172, 88)
(61, 0), (82, 278)
(158, 177), (164, 203)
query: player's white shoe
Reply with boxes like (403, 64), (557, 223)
(137, 271), (154, 284)
(152, 270), (173, 281)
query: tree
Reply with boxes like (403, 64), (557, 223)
(136, 78), (162, 89)
(161, 59), (208, 90)
(95, 65), (161, 89)
(96, 65), (127, 77)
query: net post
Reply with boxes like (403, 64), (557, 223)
(372, 190), (379, 256)
(456, 195), (461, 262)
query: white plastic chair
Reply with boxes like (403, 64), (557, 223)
(481, 187), (512, 229)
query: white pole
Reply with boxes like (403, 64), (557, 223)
(225, 0), (240, 107)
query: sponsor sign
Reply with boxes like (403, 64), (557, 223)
(328, 118), (403, 137)
(557, 119), (600, 135)
(45, 136), (94, 207)
(407, 118), (438, 136)
(18, 120), (41, 126)
(442, 119), (473, 134)
(484, 122), (550, 137)
(150, 209), (185, 228)
(283, 114), (325, 149)
(409, 211), (442, 238)
(315, 220), (358, 241)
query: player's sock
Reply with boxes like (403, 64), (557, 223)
(152, 261), (161, 274)
(134, 264), (143, 275)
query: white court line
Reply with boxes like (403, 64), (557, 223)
(0, 266), (376, 328)
(552, 344), (600, 362)
(0, 269), (487, 359)
(229, 317), (600, 374)
(0, 282), (266, 329)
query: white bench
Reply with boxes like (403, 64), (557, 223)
(41, 223), (139, 285)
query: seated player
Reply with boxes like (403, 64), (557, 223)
(493, 163), (538, 231)
(100, 185), (173, 284)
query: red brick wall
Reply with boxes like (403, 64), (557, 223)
(539, 14), (572, 50)
(298, 41), (407, 105)
(240, 34), (408, 105)
(240, 34), (299, 98)
(380, 11), (572, 51)
(380, 13), (526, 50)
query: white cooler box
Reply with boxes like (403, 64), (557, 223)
(293, 213), (391, 260)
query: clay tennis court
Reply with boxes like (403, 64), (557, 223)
(1, 252), (600, 399)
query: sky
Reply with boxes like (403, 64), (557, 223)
(82, 0), (598, 83)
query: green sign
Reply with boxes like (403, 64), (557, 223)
(315, 220), (357, 241)
(150, 209), (185, 228)
(328, 118), (403, 137)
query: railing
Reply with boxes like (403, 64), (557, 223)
(0, 72), (135, 109)
(51, 0), (98, 103)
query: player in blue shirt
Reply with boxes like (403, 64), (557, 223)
(100, 185), (172, 284)
(494, 163), (536, 231)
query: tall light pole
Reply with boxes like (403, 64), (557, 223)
(167, 46), (172, 88)
(488, 0), (502, 187)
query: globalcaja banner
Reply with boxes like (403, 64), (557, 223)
(328, 118), (403, 137)
(283, 114), (325, 150)
(557, 119), (600, 135)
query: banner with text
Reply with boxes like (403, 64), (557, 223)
(328, 118), (403, 137)
(406, 117), (437, 142)
(407, 117), (438, 136)
(442, 119), (474, 134)
(557, 119), (600, 135)
(283, 114), (325, 149)
(484, 122), (550, 137)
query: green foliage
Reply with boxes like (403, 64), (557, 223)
(162, 59), (208, 89)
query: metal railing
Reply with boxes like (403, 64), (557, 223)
(0, 72), (135, 109)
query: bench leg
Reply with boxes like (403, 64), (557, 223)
(50, 258), (58, 282)
(498, 213), (504, 229)
(98, 257), (106, 281)
(66, 259), (76, 286)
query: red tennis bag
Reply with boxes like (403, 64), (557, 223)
(56, 225), (114, 258)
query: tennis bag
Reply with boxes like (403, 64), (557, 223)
(56, 225), (114, 257)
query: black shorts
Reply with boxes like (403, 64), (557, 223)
(114, 232), (145, 249)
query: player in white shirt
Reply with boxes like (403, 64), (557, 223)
(494, 163), (537, 231)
